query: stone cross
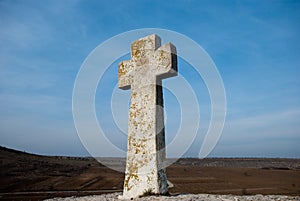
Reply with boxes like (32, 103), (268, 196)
(118, 34), (177, 199)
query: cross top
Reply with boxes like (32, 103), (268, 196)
(118, 34), (177, 90)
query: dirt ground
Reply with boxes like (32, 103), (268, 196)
(1, 146), (300, 200)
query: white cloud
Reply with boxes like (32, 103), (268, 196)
(222, 108), (300, 142)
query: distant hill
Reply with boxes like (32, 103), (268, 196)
(0, 146), (32, 155)
(0, 146), (107, 190)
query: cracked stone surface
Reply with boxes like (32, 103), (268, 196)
(118, 34), (177, 199)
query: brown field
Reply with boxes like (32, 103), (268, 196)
(1, 146), (300, 200)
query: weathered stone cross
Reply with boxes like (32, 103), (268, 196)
(118, 34), (177, 199)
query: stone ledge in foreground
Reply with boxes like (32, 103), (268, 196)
(44, 192), (300, 201)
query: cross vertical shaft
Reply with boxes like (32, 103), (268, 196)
(118, 34), (177, 199)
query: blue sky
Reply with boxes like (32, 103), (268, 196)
(0, 0), (299, 157)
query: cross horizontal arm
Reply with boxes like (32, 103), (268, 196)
(118, 60), (134, 90)
(155, 42), (177, 80)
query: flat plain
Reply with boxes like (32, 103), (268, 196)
(1, 146), (299, 200)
